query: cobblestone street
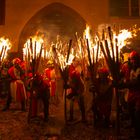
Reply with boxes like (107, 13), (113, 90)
(0, 93), (136, 140)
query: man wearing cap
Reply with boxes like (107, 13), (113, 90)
(119, 51), (140, 139)
(67, 58), (86, 123)
(31, 73), (50, 121)
(2, 58), (27, 111)
(93, 67), (113, 127)
(44, 60), (56, 104)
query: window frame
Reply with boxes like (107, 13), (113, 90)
(109, 0), (140, 17)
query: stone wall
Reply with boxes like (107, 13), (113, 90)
(0, 0), (140, 54)
(0, 0), (109, 53)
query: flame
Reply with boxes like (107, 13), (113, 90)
(84, 24), (90, 39)
(84, 24), (93, 47)
(23, 36), (44, 61)
(83, 24), (102, 63)
(84, 25), (93, 62)
(83, 24), (139, 64)
(56, 44), (74, 70)
(0, 37), (11, 61)
(22, 25), (140, 73)
(114, 29), (132, 50)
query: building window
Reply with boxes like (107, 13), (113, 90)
(0, 0), (5, 25)
(109, 0), (140, 17)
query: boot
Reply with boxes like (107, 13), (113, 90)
(21, 101), (26, 111)
(2, 95), (11, 111)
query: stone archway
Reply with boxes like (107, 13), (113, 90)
(18, 2), (86, 56)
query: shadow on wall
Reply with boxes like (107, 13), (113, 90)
(18, 2), (86, 56)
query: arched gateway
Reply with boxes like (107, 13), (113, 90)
(18, 2), (86, 56)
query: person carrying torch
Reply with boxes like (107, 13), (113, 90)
(44, 60), (56, 105)
(92, 67), (113, 128)
(66, 57), (86, 123)
(30, 73), (50, 122)
(118, 51), (140, 139)
(2, 58), (27, 111)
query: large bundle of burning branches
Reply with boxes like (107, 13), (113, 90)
(22, 24), (140, 126)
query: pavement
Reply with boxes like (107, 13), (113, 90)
(0, 79), (137, 140)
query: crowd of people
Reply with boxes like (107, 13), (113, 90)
(0, 50), (140, 139)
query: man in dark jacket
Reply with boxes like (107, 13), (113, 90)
(67, 60), (86, 123)
(31, 73), (50, 121)
(119, 51), (140, 139)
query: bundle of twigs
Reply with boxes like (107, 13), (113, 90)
(27, 38), (43, 123)
(100, 26), (120, 138)
(52, 39), (72, 124)
(75, 33), (86, 80)
(85, 37), (100, 125)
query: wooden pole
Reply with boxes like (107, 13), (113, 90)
(86, 39), (92, 67)
(66, 39), (72, 63)
(80, 38), (86, 81)
(115, 38), (120, 138)
(86, 38), (100, 126)
(35, 43), (43, 73)
(1, 45), (6, 62)
(65, 39), (72, 124)
(100, 29), (120, 139)
(0, 45), (4, 60)
(108, 26), (115, 62)
(52, 40), (72, 124)
(28, 39), (43, 123)
(95, 41), (99, 64)
(27, 38), (33, 123)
